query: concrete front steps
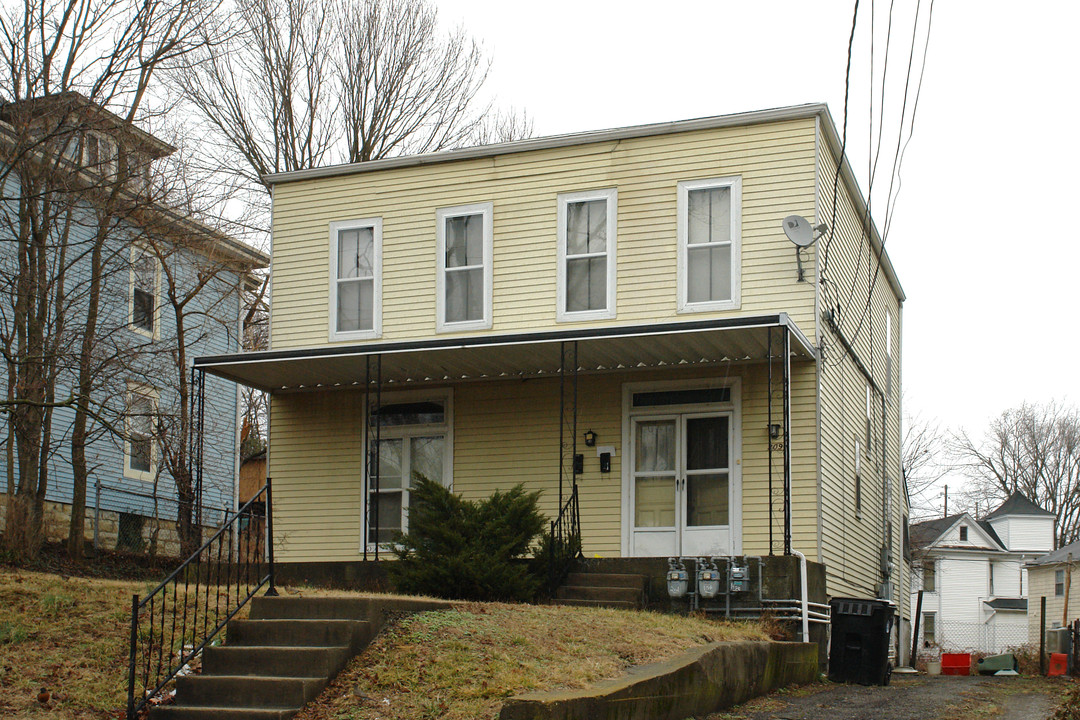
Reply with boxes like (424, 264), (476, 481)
(152, 595), (450, 720)
(554, 571), (647, 610)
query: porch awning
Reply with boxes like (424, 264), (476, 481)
(195, 314), (816, 393)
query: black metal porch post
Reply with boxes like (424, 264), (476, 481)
(783, 326), (792, 556)
(363, 355), (383, 561)
(767, 328), (774, 555)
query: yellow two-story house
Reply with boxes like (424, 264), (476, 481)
(198, 103), (907, 631)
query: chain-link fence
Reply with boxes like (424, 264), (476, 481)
(920, 619), (1030, 655)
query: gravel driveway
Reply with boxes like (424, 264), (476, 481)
(707, 673), (1061, 720)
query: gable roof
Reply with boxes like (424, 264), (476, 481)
(909, 513), (1006, 552)
(985, 491), (1055, 520)
(1028, 539), (1080, 567)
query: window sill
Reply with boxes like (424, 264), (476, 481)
(129, 324), (157, 340)
(329, 328), (381, 342)
(436, 318), (492, 334)
(124, 467), (155, 482)
(556, 308), (616, 323)
(677, 299), (740, 314)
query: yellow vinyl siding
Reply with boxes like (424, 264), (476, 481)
(815, 131), (907, 607)
(270, 120), (818, 351)
(267, 362), (819, 563)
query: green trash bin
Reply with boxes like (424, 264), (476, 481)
(976, 653), (1018, 675)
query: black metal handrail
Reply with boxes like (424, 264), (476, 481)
(126, 478), (275, 719)
(548, 482), (582, 591)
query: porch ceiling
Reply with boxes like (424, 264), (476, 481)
(196, 314), (816, 393)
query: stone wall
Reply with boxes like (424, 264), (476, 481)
(0, 493), (220, 559)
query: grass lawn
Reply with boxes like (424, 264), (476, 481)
(0, 568), (146, 718)
(294, 601), (768, 720)
(1, 567), (768, 720)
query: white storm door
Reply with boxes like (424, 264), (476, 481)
(680, 413), (733, 556)
(631, 417), (679, 556)
(630, 412), (733, 557)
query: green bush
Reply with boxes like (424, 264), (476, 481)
(388, 477), (545, 602)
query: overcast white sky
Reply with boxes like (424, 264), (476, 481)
(435, 0), (1080, 478)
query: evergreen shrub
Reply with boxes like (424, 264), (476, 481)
(388, 477), (545, 602)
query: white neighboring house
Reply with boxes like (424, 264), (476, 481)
(910, 492), (1055, 654)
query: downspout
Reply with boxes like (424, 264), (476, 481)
(793, 549), (811, 643)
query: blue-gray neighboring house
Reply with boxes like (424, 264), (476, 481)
(0, 92), (267, 552)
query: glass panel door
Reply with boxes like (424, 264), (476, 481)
(631, 418), (678, 556)
(630, 411), (734, 557)
(684, 416), (729, 527)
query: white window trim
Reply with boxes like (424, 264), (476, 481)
(556, 188), (617, 322)
(435, 202), (493, 333)
(128, 244), (160, 340)
(328, 217), (383, 342)
(123, 383), (158, 482)
(676, 176), (742, 313)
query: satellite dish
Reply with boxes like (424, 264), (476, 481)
(782, 215), (816, 248)
(781, 215), (827, 282)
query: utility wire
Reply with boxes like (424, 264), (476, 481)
(820, 0), (861, 282)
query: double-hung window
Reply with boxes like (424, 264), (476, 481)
(677, 177), (741, 312)
(557, 188), (617, 321)
(130, 246), (159, 339)
(124, 386), (157, 481)
(330, 218), (382, 340)
(436, 203), (493, 331)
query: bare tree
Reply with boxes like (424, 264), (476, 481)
(172, 0), (529, 486)
(0, 0), (218, 560)
(469, 107), (534, 147)
(952, 401), (1080, 547)
(903, 413), (949, 520)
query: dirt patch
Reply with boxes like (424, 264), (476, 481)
(710, 674), (1066, 720)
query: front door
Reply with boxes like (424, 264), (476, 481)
(630, 412), (734, 556)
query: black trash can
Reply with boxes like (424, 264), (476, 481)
(828, 597), (895, 686)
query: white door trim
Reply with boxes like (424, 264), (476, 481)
(620, 376), (742, 557)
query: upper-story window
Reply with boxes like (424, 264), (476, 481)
(329, 218), (382, 341)
(677, 176), (741, 312)
(1056, 569), (1065, 597)
(83, 133), (115, 175)
(959, 525), (968, 541)
(130, 246), (159, 339)
(436, 202), (493, 332)
(922, 561), (936, 592)
(557, 188), (617, 322)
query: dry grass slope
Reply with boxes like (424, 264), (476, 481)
(295, 602), (767, 720)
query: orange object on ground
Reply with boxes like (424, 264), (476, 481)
(1048, 653), (1068, 677)
(941, 653), (971, 676)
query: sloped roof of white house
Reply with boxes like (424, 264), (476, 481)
(985, 491), (1055, 520)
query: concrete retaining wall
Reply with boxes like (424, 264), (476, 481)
(500, 641), (818, 720)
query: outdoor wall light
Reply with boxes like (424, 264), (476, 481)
(697, 558), (721, 599)
(666, 557), (689, 599)
(583, 429), (597, 447)
(768, 423), (782, 440)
